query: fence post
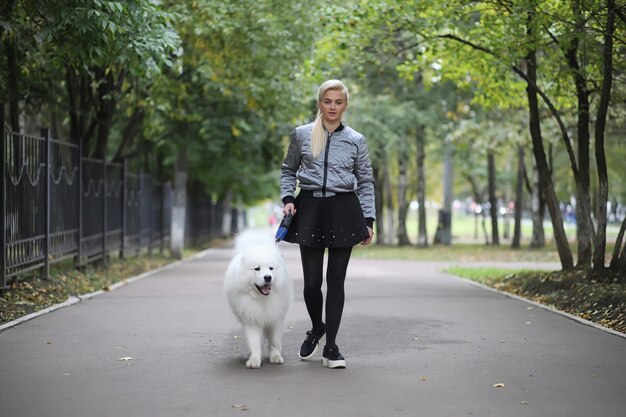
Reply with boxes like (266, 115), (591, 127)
(120, 158), (127, 259)
(1, 104), (7, 289)
(41, 128), (51, 279)
(102, 157), (107, 267)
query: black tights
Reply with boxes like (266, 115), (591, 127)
(299, 245), (353, 347)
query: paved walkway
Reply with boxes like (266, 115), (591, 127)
(1, 242), (625, 417)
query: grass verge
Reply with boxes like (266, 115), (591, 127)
(352, 243), (564, 262)
(445, 266), (626, 334)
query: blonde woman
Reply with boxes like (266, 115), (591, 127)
(280, 79), (375, 369)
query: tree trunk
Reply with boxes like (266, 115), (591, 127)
(503, 157), (512, 240)
(487, 150), (499, 245)
(566, 1), (593, 268)
(114, 108), (144, 162)
(170, 143), (188, 259)
(416, 123), (428, 247)
(5, 37), (20, 132)
(512, 146), (524, 248)
(383, 162), (395, 244)
(66, 67), (95, 151)
(221, 189), (233, 238)
(93, 69), (121, 159)
(530, 164), (545, 248)
(524, 11), (573, 268)
(50, 111), (61, 139)
(372, 164), (384, 246)
(434, 141), (453, 245)
(463, 172), (489, 246)
(397, 152), (410, 246)
(609, 214), (626, 273)
(592, 0), (615, 271)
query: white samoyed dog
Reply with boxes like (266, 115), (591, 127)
(224, 229), (292, 368)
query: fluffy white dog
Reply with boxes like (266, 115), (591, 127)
(224, 229), (292, 368)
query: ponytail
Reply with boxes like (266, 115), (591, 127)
(310, 109), (326, 158)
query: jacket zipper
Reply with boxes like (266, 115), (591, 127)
(321, 131), (333, 196)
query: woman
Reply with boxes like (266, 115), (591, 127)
(280, 79), (375, 369)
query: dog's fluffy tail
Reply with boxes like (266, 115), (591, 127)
(234, 229), (276, 253)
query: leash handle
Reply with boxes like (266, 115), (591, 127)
(274, 213), (293, 243)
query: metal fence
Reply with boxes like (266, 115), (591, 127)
(1, 127), (174, 289)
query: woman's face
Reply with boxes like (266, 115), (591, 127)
(319, 89), (348, 125)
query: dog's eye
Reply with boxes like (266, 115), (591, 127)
(269, 267), (274, 271)
(254, 267), (260, 271)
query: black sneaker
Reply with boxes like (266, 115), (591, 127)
(298, 326), (325, 360)
(322, 344), (346, 369)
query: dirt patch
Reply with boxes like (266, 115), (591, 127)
(491, 269), (625, 334)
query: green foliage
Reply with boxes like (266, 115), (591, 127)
(140, 0), (322, 202)
(3, 0), (625, 209)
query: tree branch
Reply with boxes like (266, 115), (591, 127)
(436, 33), (494, 54)
(613, 2), (626, 25)
(435, 32), (580, 180)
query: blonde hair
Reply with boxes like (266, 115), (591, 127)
(310, 79), (349, 158)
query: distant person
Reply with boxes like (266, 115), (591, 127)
(280, 79), (375, 368)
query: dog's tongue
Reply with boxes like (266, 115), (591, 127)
(260, 284), (271, 295)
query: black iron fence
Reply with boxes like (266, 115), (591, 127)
(1, 127), (175, 289)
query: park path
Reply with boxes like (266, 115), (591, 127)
(0, 240), (624, 417)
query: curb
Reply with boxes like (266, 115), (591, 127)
(453, 274), (626, 340)
(0, 248), (216, 334)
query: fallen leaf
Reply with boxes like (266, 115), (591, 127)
(47, 341), (53, 345)
(493, 383), (505, 388)
(232, 404), (248, 411)
(118, 356), (134, 361)
(233, 335), (241, 339)
(419, 376), (427, 381)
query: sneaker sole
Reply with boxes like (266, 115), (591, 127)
(321, 357), (346, 369)
(298, 333), (326, 360)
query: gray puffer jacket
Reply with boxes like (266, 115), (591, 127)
(280, 122), (376, 222)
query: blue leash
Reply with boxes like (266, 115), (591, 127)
(274, 213), (293, 243)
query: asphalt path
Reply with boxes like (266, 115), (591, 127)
(1, 242), (625, 417)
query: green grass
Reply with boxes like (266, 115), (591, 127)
(352, 242), (562, 263)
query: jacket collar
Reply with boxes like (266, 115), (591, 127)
(324, 122), (345, 134)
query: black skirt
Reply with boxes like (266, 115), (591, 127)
(283, 190), (369, 248)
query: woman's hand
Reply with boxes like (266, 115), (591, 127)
(362, 226), (374, 245)
(283, 203), (296, 216)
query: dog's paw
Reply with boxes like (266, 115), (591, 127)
(269, 352), (284, 364)
(246, 357), (262, 369)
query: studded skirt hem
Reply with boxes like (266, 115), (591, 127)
(283, 190), (369, 248)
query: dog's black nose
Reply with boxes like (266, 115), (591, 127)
(264, 275), (272, 283)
